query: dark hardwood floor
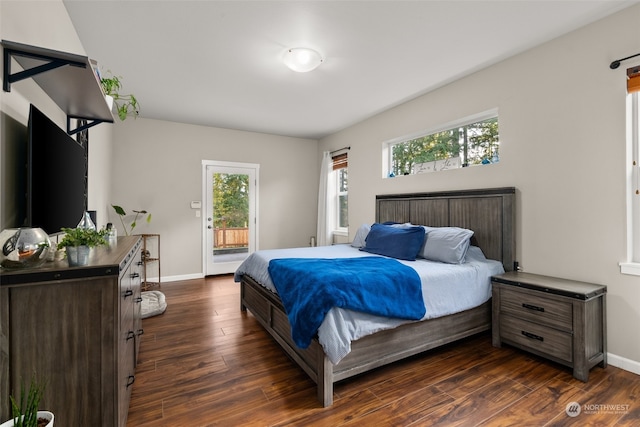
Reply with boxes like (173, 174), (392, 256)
(127, 275), (640, 426)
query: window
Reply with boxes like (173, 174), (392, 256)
(333, 153), (348, 231)
(317, 150), (349, 246)
(621, 65), (640, 275)
(385, 110), (499, 177)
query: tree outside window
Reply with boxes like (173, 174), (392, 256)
(212, 173), (249, 229)
(390, 116), (499, 176)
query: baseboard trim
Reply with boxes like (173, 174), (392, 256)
(160, 273), (205, 283)
(608, 352), (640, 376)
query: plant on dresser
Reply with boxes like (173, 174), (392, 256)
(56, 227), (108, 266)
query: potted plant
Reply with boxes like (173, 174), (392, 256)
(1, 375), (53, 427)
(100, 73), (140, 120)
(56, 227), (108, 266)
(111, 205), (151, 236)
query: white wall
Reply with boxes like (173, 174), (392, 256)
(0, 0), (113, 229)
(109, 118), (318, 280)
(320, 5), (640, 369)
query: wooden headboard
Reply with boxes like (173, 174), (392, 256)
(376, 187), (516, 271)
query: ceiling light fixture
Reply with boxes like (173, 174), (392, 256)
(283, 47), (323, 73)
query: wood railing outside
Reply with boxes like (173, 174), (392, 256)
(214, 226), (248, 248)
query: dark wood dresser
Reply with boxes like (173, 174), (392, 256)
(0, 236), (143, 426)
(491, 271), (607, 381)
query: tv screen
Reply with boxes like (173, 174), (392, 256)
(27, 104), (87, 235)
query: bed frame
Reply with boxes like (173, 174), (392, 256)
(240, 187), (516, 407)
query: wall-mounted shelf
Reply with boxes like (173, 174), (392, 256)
(1, 39), (114, 135)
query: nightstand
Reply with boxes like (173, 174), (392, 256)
(491, 271), (607, 381)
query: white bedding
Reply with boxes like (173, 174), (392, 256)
(234, 244), (504, 364)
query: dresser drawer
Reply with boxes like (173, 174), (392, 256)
(500, 287), (573, 331)
(500, 314), (573, 363)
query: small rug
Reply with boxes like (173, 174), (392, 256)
(141, 290), (167, 319)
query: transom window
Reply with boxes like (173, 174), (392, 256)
(385, 110), (499, 177)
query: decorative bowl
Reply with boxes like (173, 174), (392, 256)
(0, 227), (51, 269)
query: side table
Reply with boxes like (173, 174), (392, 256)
(492, 271), (607, 381)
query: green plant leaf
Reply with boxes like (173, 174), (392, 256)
(57, 227), (108, 248)
(101, 72), (140, 120)
(112, 205), (126, 216)
(10, 374), (45, 427)
(112, 205), (152, 236)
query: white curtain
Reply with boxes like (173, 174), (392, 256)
(316, 151), (332, 246)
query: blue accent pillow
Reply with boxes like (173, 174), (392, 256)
(360, 223), (426, 261)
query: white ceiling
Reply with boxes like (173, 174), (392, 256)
(63, 0), (637, 140)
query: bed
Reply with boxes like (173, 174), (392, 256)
(236, 187), (516, 407)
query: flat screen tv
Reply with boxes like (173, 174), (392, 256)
(27, 104), (87, 235)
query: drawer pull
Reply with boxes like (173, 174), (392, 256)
(126, 375), (135, 388)
(522, 303), (545, 312)
(130, 272), (140, 279)
(124, 289), (133, 298)
(126, 330), (135, 341)
(521, 330), (544, 342)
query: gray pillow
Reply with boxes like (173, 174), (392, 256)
(419, 226), (474, 264)
(351, 224), (371, 248)
(465, 245), (487, 261)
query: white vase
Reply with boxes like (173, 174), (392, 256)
(66, 245), (90, 266)
(1, 411), (54, 427)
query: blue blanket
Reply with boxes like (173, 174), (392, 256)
(268, 257), (426, 349)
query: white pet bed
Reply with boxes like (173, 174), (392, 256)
(141, 290), (167, 319)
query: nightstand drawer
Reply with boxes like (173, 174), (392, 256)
(500, 314), (573, 363)
(500, 287), (573, 331)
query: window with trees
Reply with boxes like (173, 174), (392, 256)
(212, 172), (249, 237)
(386, 111), (499, 177)
(333, 153), (348, 231)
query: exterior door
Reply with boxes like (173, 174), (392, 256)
(203, 161), (258, 276)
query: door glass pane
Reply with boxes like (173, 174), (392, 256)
(212, 172), (249, 264)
